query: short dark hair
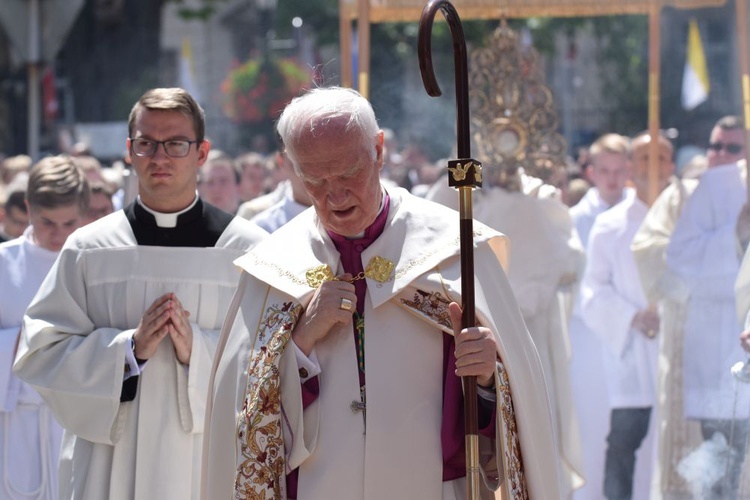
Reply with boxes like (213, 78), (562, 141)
(26, 156), (90, 211)
(714, 115), (743, 131)
(5, 190), (26, 213)
(128, 88), (206, 143)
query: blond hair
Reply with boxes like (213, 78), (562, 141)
(589, 133), (631, 162)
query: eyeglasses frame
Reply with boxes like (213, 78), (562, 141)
(129, 138), (201, 158)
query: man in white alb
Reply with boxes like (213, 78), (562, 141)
(14, 88), (267, 500)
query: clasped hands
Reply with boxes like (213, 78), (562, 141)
(631, 308), (660, 339)
(133, 292), (193, 365)
(291, 273), (497, 388)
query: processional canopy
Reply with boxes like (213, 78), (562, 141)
(339, 0), (727, 23)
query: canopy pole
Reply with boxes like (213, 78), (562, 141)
(340, 0), (353, 88)
(647, 1), (662, 205)
(736, 0), (750, 197)
(357, 0), (371, 98)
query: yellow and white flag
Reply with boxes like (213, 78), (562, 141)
(682, 19), (710, 110)
(179, 37), (201, 102)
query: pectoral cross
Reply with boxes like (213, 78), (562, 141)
(350, 385), (366, 435)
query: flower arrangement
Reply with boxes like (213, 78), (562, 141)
(221, 57), (311, 124)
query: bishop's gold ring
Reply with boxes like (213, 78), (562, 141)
(340, 298), (353, 311)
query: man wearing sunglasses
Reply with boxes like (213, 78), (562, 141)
(14, 88), (267, 500)
(666, 115), (748, 499)
(706, 116), (746, 169)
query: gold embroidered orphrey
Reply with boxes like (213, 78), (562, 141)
(305, 256), (395, 288)
(399, 289), (453, 330)
(235, 301), (303, 499)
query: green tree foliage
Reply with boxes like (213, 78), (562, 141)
(525, 15), (649, 135)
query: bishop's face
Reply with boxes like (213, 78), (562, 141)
(292, 125), (384, 237)
(126, 109), (210, 213)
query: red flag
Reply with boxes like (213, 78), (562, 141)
(42, 66), (58, 124)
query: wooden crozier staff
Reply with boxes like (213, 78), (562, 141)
(418, 2), (483, 499)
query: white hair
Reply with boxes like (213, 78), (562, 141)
(276, 87), (380, 172)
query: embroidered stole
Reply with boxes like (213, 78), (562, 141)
(235, 301), (303, 499)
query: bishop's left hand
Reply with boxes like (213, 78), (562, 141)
(450, 302), (497, 388)
(167, 293), (193, 365)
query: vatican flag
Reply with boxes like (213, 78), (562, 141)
(179, 38), (201, 103)
(681, 19), (710, 110)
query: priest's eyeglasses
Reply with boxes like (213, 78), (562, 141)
(130, 138), (199, 158)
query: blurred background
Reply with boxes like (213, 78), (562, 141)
(0, 0), (742, 165)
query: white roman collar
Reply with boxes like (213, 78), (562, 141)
(136, 192), (199, 228)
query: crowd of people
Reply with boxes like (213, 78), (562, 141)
(0, 85), (749, 500)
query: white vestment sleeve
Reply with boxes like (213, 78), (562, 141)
(631, 181), (683, 303)
(0, 326), (19, 411)
(178, 323), (218, 434)
(291, 343), (321, 382)
(280, 342), (319, 471)
(666, 165), (745, 299)
(14, 246), (132, 445)
(581, 222), (638, 358)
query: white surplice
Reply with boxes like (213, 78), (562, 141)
(13, 210), (266, 500)
(582, 194), (657, 409)
(580, 194), (659, 499)
(569, 187), (632, 248)
(0, 228), (64, 500)
(569, 186), (635, 500)
(249, 191), (309, 233)
(427, 179), (586, 497)
(202, 187), (562, 500)
(667, 162), (749, 420)
(631, 177), (703, 498)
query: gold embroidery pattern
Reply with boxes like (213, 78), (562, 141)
(392, 229), (485, 281)
(399, 290), (452, 330)
(248, 254), (308, 286)
(235, 301), (303, 499)
(497, 361), (530, 499)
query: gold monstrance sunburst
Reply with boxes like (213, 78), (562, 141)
(469, 21), (567, 192)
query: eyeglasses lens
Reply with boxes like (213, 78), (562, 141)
(131, 139), (192, 158)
